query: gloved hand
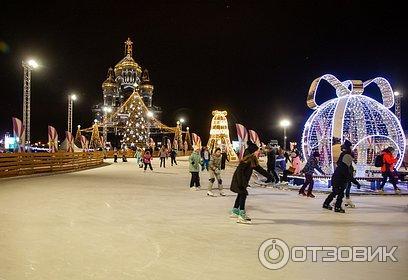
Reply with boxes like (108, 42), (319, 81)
(356, 183), (361, 189)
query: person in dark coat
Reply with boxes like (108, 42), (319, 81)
(170, 148), (177, 166)
(266, 145), (279, 183)
(298, 151), (325, 198)
(230, 141), (259, 224)
(323, 140), (354, 213)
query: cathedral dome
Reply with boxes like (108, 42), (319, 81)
(114, 38), (142, 78)
(102, 68), (117, 91)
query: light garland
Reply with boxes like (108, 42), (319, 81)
(302, 75), (406, 175)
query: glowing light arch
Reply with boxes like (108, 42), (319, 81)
(302, 75), (406, 175)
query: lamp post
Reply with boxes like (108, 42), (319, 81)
(22, 59), (39, 149)
(102, 106), (113, 142)
(178, 118), (185, 150)
(67, 94), (77, 133)
(394, 91), (402, 122)
(279, 119), (291, 150)
(146, 111), (154, 142)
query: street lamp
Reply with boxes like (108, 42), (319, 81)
(22, 58), (39, 149)
(67, 94), (77, 133)
(279, 119), (291, 150)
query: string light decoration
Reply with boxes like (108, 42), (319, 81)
(302, 74), (406, 175)
(121, 94), (149, 147)
(207, 110), (238, 161)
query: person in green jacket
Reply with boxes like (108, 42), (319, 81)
(189, 148), (202, 190)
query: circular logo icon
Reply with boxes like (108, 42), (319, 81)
(258, 238), (290, 270)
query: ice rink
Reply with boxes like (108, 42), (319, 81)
(0, 157), (407, 280)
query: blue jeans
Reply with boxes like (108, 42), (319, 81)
(202, 159), (209, 171)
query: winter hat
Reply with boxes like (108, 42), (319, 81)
(247, 140), (259, 154)
(341, 139), (352, 150)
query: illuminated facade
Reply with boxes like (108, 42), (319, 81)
(302, 74), (406, 175)
(207, 110), (238, 161)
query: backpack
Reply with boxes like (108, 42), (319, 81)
(374, 154), (383, 167)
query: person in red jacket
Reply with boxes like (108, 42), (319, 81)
(379, 147), (400, 194)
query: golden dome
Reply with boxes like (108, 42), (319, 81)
(140, 69), (154, 92)
(102, 68), (117, 91)
(114, 38), (142, 77)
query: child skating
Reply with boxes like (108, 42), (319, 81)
(143, 150), (153, 172)
(207, 148), (225, 197)
(189, 148), (202, 190)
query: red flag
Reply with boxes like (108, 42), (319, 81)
(248, 129), (261, 147)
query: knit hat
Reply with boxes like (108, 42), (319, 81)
(341, 139), (352, 150)
(247, 140), (259, 154)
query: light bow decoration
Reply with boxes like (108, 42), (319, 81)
(48, 126), (58, 153)
(191, 133), (202, 151)
(12, 117), (25, 152)
(236, 124), (248, 159)
(302, 74), (406, 175)
(65, 131), (74, 153)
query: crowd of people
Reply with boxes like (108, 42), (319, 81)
(110, 139), (402, 225)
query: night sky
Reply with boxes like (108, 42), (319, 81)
(0, 1), (406, 145)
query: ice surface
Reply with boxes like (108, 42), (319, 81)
(0, 157), (407, 279)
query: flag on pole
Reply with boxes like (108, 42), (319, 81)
(236, 124), (248, 159)
(48, 125), (58, 153)
(80, 135), (87, 151)
(191, 133), (202, 150)
(248, 130), (261, 147)
(65, 131), (74, 153)
(12, 117), (25, 152)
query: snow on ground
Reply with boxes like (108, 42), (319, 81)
(0, 157), (407, 280)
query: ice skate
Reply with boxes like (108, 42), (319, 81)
(307, 193), (315, 198)
(207, 191), (216, 197)
(219, 191), (226, 196)
(334, 207), (346, 213)
(236, 210), (252, 224)
(190, 187), (197, 191)
(298, 190), (307, 196)
(196, 187), (201, 191)
(323, 204), (333, 211)
(344, 198), (355, 208)
(230, 208), (239, 218)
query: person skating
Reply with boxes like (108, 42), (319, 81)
(323, 140), (354, 213)
(266, 144), (279, 184)
(134, 148), (143, 168)
(122, 149), (128, 162)
(207, 148), (225, 197)
(230, 141), (259, 224)
(298, 151), (325, 198)
(189, 148), (202, 190)
(170, 148), (177, 166)
(201, 146), (210, 171)
(143, 150), (153, 172)
(113, 148), (118, 163)
(378, 147), (401, 194)
(159, 146), (168, 168)
(344, 163), (361, 208)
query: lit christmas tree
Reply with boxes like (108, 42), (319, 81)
(90, 123), (101, 148)
(74, 125), (82, 148)
(121, 93), (149, 147)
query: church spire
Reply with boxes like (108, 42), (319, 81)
(124, 37), (133, 56)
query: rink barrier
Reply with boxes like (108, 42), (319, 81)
(0, 152), (104, 178)
(104, 150), (192, 158)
